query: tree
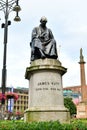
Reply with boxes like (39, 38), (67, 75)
(64, 97), (77, 116)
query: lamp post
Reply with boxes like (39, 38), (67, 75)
(0, 0), (21, 118)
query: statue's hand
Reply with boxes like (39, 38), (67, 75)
(42, 39), (51, 46)
(42, 44), (45, 51)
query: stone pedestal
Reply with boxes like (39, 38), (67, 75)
(76, 101), (87, 118)
(24, 58), (70, 123)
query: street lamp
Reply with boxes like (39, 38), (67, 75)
(0, 0), (21, 107)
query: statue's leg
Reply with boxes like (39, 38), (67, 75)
(39, 49), (46, 58)
(31, 50), (35, 61)
(49, 40), (58, 59)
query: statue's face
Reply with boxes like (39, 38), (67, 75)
(41, 21), (47, 27)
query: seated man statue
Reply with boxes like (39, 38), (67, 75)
(30, 16), (58, 61)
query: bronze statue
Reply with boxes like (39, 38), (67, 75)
(30, 16), (58, 61)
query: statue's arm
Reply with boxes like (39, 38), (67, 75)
(42, 29), (54, 46)
(49, 29), (54, 39)
(30, 27), (38, 47)
(31, 27), (39, 40)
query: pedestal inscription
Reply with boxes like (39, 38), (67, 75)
(29, 70), (64, 108)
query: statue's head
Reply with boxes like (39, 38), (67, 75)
(40, 16), (47, 23)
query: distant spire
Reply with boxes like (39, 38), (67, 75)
(79, 48), (85, 63)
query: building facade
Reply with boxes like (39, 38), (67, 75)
(0, 87), (28, 114)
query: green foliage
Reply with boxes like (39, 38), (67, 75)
(71, 119), (87, 130)
(64, 97), (77, 116)
(1, 119), (87, 130)
(62, 123), (74, 130)
(0, 120), (63, 130)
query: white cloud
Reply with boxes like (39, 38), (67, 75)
(60, 51), (80, 87)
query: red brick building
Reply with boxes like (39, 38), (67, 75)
(63, 86), (81, 94)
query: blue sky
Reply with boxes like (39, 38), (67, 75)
(0, 0), (87, 88)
